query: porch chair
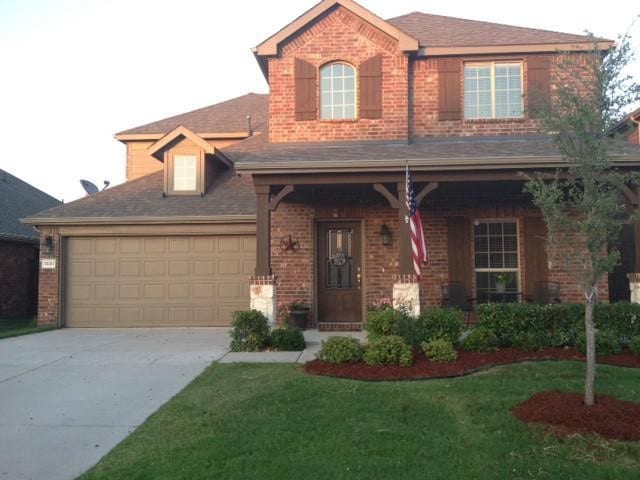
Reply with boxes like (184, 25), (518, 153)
(441, 282), (476, 325)
(525, 281), (561, 305)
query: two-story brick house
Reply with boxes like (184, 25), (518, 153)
(26, 0), (640, 330)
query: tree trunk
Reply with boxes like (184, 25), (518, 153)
(584, 291), (597, 407)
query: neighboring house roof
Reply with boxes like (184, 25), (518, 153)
(387, 12), (611, 50)
(229, 134), (640, 173)
(25, 169), (255, 225)
(116, 93), (268, 137)
(0, 169), (60, 243)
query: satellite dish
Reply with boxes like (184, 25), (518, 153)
(80, 179), (99, 196)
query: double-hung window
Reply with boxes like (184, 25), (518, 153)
(474, 220), (520, 303)
(464, 62), (523, 120)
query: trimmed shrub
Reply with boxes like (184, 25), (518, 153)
(270, 327), (305, 351)
(512, 331), (546, 352)
(460, 328), (500, 352)
(317, 336), (364, 364)
(630, 336), (640, 356)
(230, 310), (270, 352)
(363, 335), (413, 367)
(414, 309), (464, 345)
(365, 307), (415, 344)
(421, 338), (457, 363)
(575, 330), (622, 356)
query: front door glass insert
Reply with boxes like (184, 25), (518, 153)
(326, 229), (353, 288)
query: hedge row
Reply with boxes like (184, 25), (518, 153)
(477, 302), (640, 348)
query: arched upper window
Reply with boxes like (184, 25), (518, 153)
(320, 62), (356, 120)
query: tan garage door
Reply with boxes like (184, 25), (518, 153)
(64, 235), (255, 327)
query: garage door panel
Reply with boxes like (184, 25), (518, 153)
(120, 238), (142, 253)
(144, 261), (165, 276)
(65, 235), (255, 327)
(95, 261), (116, 276)
(94, 284), (116, 300)
(169, 260), (190, 276)
(95, 239), (117, 254)
(119, 284), (140, 299)
(69, 261), (92, 277)
(119, 261), (141, 276)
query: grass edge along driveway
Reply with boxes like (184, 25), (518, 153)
(80, 361), (640, 480)
(0, 317), (53, 340)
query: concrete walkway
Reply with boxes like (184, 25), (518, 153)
(0, 328), (229, 480)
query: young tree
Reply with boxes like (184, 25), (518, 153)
(525, 30), (640, 406)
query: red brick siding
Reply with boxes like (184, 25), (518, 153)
(267, 8), (595, 143)
(0, 240), (38, 318)
(271, 203), (315, 324)
(270, 201), (608, 319)
(36, 226), (62, 327)
(269, 6), (409, 143)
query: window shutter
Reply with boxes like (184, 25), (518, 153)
(527, 56), (551, 118)
(447, 217), (473, 294)
(438, 59), (462, 121)
(359, 54), (382, 119)
(523, 217), (549, 295)
(295, 58), (317, 121)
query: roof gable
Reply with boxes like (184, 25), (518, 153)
(254, 0), (419, 57)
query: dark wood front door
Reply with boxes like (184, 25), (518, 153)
(317, 222), (362, 323)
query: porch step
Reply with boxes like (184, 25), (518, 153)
(317, 322), (363, 332)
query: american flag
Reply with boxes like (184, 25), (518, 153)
(406, 163), (428, 279)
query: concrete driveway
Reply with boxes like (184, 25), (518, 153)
(0, 328), (230, 480)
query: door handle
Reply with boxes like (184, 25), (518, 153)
(356, 267), (361, 289)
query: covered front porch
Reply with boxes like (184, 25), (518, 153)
(247, 169), (638, 330)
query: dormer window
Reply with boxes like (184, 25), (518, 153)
(320, 62), (357, 120)
(173, 155), (197, 191)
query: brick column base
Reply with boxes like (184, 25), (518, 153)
(250, 276), (276, 325)
(628, 273), (640, 304)
(393, 274), (420, 317)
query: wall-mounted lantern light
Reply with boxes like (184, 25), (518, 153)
(44, 235), (54, 255)
(380, 224), (392, 246)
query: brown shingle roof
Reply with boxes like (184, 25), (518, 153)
(228, 134), (640, 171)
(387, 12), (607, 48)
(117, 93), (268, 136)
(26, 168), (255, 223)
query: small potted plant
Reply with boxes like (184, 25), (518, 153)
(288, 302), (310, 329)
(495, 273), (513, 293)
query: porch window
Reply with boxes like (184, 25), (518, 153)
(474, 220), (520, 303)
(464, 62), (523, 119)
(173, 154), (197, 192)
(320, 62), (357, 120)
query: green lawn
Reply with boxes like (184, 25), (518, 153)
(0, 317), (52, 339)
(80, 361), (640, 480)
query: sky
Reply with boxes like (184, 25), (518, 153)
(0, 0), (639, 202)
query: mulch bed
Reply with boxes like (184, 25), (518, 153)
(303, 348), (640, 382)
(512, 390), (640, 442)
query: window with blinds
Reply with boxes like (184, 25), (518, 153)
(474, 220), (520, 303)
(464, 62), (523, 120)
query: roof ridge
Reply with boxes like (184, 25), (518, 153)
(387, 11), (607, 42)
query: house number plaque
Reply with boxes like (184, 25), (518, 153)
(41, 258), (56, 270)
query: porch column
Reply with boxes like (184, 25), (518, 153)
(397, 181), (413, 275)
(255, 185), (271, 276)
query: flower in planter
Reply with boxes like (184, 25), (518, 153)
(495, 273), (514, 285)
